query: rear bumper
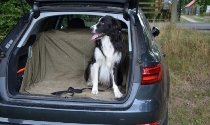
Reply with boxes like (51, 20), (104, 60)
(0, 98), (166, 125)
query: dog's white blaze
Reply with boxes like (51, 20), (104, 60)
(90, 17), (102, 33)
(90, 24), (97, 33)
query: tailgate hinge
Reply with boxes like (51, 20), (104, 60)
(123, 3), (129, 21)
(135, 0), (140, 15)
(33, 2), (40, 19)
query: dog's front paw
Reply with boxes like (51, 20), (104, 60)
(92, 88), (98, 95)
(114, 91), (123, 98)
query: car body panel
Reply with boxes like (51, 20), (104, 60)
(0, 97), (162, 124)
(0, 3), (169, 125)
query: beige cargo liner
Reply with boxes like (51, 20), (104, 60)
(19, 29), (127, 99)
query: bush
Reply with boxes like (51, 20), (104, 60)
(0, 0), (31, 42)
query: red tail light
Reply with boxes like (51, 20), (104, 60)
(136, 120), (160, 125)
(141, 63), (162, 85)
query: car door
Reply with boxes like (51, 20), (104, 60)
(0, 12), (34, 99)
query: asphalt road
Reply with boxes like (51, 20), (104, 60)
(151, 16), (210, 31)
(178, 15), (210, 30)
(151, 22), (210, 31)
(176, 23), (210, 30)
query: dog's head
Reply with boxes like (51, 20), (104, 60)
(90, 15), (121, 41)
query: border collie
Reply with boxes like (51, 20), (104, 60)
(85, 15), (124, 98)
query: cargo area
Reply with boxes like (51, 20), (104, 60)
(8, 15), (130, 100)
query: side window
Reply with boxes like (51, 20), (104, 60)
(44, 15), (127, 31)
(61, 16), (68, 29)
(137, 10), (153, 47)
(44, 16), (58, 31)
(138, 10), (160, 58)
(72, 15), (98, 27)
(58, 15), (99, 29)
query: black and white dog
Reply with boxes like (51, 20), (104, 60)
(85, 15), (124, 98)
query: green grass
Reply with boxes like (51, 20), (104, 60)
(191, 16), (204, 22)
(186, 15), (204, 22)
(180, 17), (191, 23)
(157, 25), (210, 124)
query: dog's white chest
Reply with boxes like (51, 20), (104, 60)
(95, 36), (121, 67)
(93, 36), (122, 84)
(101, 36), (114, 58)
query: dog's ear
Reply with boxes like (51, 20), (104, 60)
(112, 18), (121, 31)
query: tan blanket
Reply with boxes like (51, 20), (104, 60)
(19, 29), (126, 99)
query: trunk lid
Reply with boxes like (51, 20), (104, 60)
(26, 0), (138, 9)
(26, 0), (138, 8)
(25, 0), (139, 20)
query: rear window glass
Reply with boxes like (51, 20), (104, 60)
(42, 15), (127, 31)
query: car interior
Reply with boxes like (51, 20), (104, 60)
(8, 14), (130, 101)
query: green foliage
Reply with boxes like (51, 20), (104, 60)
(181, 0), (210, 15)
(196, 0), (210, 15)
(0, 0), (31, 42)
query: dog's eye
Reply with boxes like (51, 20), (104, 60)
(100, 22), (104, 25)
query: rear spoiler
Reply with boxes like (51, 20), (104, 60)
(23, 0), (140, 20)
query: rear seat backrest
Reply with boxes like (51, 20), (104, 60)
(68, 18), (85, 28)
